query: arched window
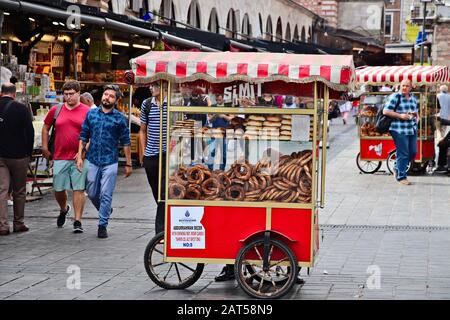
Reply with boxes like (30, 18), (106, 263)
(226, 8), (237, 38)
(241, 13), (251, 39)
(275, 17), (282, 42)
(265, 15), (273, 41)
(159, 0), (176, 26)
(259, 13), (263, 37)
(285, 23), (291, 42)
(308, 26), (312, 43)
(187, 0), (201, 28)
(293, 25), (299, 41)
(208, 8), (219, 34)
(301, 26), (306, 42)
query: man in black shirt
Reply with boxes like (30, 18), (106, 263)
(0, 83), (34, 235)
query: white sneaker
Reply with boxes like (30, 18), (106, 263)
(7, 200), (13, 206)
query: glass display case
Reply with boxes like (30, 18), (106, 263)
(165, 81), (321, 206)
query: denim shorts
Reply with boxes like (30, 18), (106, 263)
(53, 160), (89, 191)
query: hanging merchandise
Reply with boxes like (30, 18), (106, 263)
(88, 29), (112, 63)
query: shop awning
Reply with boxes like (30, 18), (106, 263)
(356, 65), (450, 85)
(129, 51), (356, 90)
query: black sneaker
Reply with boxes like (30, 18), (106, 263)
(214, 265), (235, 282)
(73, 220), (84, 233)
(98, 225), (108, 239)
(57, 204), (71, 228)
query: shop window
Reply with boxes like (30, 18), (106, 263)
(301, 26), (306, 42)
(384, 13), (393, 36)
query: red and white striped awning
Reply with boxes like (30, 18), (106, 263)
(129, 51), (356, 91)
(356, 65), (450, 86)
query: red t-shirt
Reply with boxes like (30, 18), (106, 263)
(44, 103), (90, 160)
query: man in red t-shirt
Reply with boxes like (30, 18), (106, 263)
(42, 80), (90, 233)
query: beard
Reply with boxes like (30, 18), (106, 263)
(102, 101), (115, 109)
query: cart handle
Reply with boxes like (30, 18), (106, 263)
(239, 230), (297, 244)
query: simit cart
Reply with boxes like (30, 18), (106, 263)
(127, 51), (356, 299)
(354, 65), (450, 174)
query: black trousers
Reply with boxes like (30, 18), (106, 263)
(143, 154), (166, 234)
(437, 133), (450, 167)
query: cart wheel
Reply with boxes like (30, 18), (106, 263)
(235, 238), (298, 299)
(356, 152), (382, 174)
(144, 232), (204, 290)
(244, 265), (291, 286)
(386, 150), (411, 175)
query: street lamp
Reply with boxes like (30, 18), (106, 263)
(420, 0), (432, 65)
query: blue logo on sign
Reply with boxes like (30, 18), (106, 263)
(185, 211), (190, 217)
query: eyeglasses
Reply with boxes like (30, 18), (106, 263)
(63, 91), (78, 97)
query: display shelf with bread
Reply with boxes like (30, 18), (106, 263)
(166, 108), (316, 206)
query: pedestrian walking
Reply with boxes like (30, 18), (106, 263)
(339, 93), (352, 125)
(435, 116), (450, 174)
(80, 92), (97, 109)
(41, 80), (90, 233)
(139, 82), (167, 235)
(382, 79), (418, 185)
(77, 85), (132, 239)
(436, 85), (450, 141)
(0, 83), (34, 235)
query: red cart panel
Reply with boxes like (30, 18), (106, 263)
(360, 139), (396, 160)
(360, 138), (434, 161)
(166, 206), (266, 259)
(272, 208), (313, 263)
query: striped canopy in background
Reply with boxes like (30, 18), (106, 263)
(129, 51), (356, 91)
(356, 65), (450, 86)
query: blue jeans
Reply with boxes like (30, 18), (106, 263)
(390, 131), (417, 181)
(206, 137), (226, 171)
(86, 162), (118, 227)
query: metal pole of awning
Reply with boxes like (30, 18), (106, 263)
(128, 84), (133, 131)
(0, 1), (160, 39)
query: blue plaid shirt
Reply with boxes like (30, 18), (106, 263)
(384, 93), (418, 136)
(79, 107), (131, 166)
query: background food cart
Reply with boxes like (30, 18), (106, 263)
(128, 51), (356, 299)
(354, 65), (450, 174)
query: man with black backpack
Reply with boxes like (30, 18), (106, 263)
(139, 82), (167, 235)
(42, 80), (90, 232)
(382, 79), (418, 185)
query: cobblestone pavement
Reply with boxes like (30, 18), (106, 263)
(1, 119), (449, 300)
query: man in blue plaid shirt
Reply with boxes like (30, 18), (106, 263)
(383, 79), (418, 185)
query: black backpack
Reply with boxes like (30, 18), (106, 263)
(142, 98), (152, 125)
(375, 94), (401, 134)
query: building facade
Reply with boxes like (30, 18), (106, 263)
(69, 0), (318, 43)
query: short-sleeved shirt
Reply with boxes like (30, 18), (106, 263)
(383, 92), (418, 136)
(79, 107), (131, 166)
(44, 103), (90, 160)
(140, 97), (167, 157)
